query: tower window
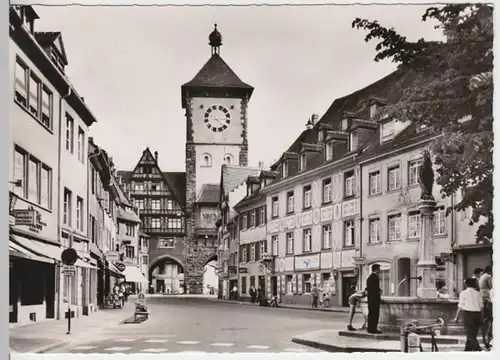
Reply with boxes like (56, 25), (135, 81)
(201, 153), (212, 167)
(224, 154), (233, 165)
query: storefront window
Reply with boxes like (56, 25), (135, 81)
(286, 275), (293, 294)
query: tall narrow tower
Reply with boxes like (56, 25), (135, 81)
(181, 24), (254, 294)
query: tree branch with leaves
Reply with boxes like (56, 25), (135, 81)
(352, 4), (493, 243)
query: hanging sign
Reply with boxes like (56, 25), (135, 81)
(13, 207), (47, 233)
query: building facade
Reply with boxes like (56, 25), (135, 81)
(217, 165), (262, 298)
(234, 173), (272, 301)
(117, 148), (186, 294)
(8, 5), (100, 324)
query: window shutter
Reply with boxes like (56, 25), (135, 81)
(355, 218), (360, 248)
(255, 242), (260, 260)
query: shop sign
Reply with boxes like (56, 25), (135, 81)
(228, 265), (237, 274)
(106, 251), (120, 262)
(239, 267), (248, 273)
(114, 262), (126, 272)
(13, 207), (47, 233)
(62, 265), (76, 276)
(294, 253), (320, 271)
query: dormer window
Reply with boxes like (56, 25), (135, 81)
(350, 132), (358, 152)
(325, 142), (334, 161)
(381, 120), (395, 142)
(341, 119), (348, 131)
(317, 130), (324, 142)
(370, 104), (378, 119)
(299, 153), (307, 171)
(281, 161), (288, 178)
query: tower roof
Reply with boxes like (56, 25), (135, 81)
(182, 54), (253, 90)
(181, 25), (254, 108)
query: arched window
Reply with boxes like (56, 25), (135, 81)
(224, 154), (233, 165)
(201, 153), (212, 167)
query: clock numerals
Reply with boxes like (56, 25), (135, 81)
(204, 104), (231, 132)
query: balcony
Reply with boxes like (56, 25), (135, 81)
(139, 208), (182, 215)
(129, 189), (171, 196)
(141, 227), (185, 235)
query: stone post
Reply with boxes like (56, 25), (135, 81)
(416, 199), (438, 299)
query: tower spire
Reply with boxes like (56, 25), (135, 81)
(208, 23), (222, 55)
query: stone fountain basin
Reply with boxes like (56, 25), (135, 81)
(360, 296), (463, 336)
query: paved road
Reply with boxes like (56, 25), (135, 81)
(50, 296), (351, 353)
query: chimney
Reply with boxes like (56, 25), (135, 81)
(154, 151), (158, 163)
(305, 118), (314, 130)
(258, 161), (264, 169)
(311, 113), (320, 125)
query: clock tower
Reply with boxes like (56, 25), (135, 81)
(181, 24), (254, 294)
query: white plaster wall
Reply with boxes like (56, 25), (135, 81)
(196, 145), (241, 194)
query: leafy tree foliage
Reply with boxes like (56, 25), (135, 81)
(352, 4), (493, 243)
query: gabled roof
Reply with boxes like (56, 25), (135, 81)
(196, 184), (221, 204)
(117, 148), (186, 211)
(115, 175), (133, 207)
(34, 31), (68, 65)
(220, 165), (262, 202)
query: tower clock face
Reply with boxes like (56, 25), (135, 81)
(204, 104), (231, 132)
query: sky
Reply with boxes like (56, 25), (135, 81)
(33, 4), (443, 172)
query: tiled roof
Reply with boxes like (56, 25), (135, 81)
(115, 177), (133, 207)
(196, 184), (221, 204)
(359, 123), (432, 161)
(117, 207), (141, 223)
(182, 54), (253, 90)
(221, 165), (261, 197)
(270, 68), (420, 175)
(234, 190), (265, 210)
(162, 172), (186, 208)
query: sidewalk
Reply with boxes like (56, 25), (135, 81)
(9, 300), (136, 354)
(210, 298), (350, 313)
(291, 329), (471, 353)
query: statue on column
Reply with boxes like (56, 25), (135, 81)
(419, 150), (435, 201)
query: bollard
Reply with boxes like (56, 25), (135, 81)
(400, 327), (408, 353)
(407, 332), (421, 353)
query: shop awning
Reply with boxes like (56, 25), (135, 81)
(10, 235), (61, 263)
(123, 265), (148, 284)
(75, 258), (98, 269)
(9, 241), (53, 264)
(105, 261), (125, 278)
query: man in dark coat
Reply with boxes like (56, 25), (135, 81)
(366, 264), (382, 334)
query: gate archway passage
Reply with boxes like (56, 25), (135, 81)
(149, 255), (186, 294)
(203, 254), (218, 295)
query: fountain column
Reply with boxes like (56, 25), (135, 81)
(416, 199), (438, 299)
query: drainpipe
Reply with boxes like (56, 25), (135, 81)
(450, 193), (456, 295)
(357, 162), (363, 290)
(56, 87), (72, 320)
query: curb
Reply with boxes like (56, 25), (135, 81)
(13, 309), (135, 354)
(212, 299), (349, 313)
(291, 336), (398, 353)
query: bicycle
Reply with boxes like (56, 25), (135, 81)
(402, 318), (444, 352)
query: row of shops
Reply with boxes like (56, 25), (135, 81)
(9, 226), (147, 325)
